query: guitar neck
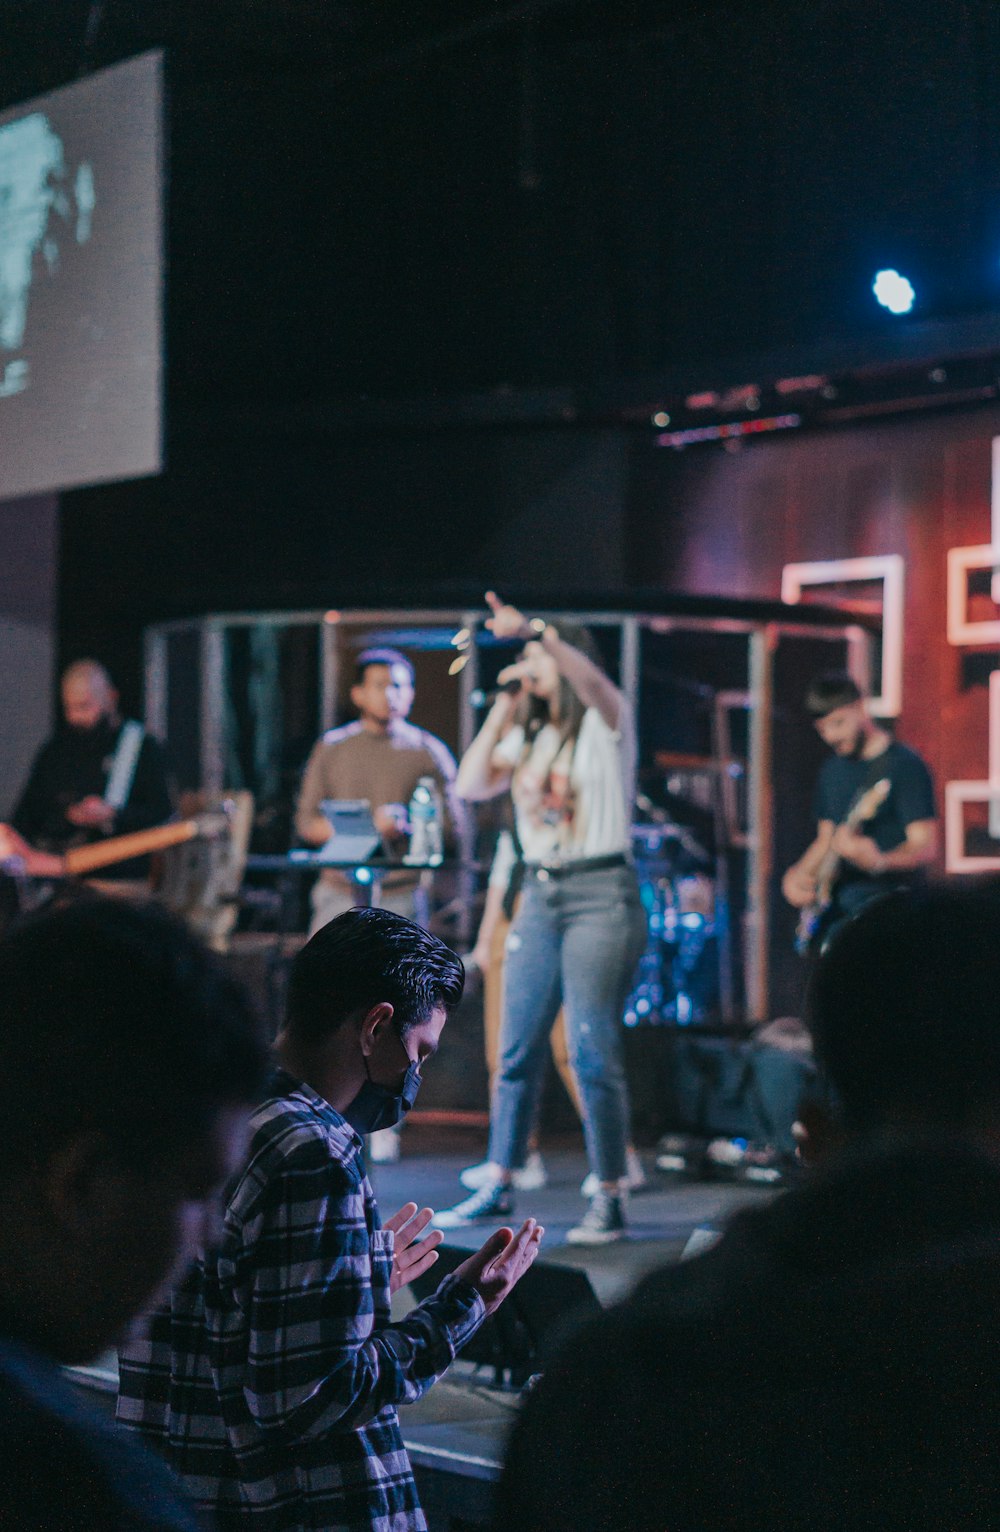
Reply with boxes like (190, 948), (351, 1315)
(63, 820), (200, 877)
(813, 847), (843, 905)
(814, 793), (885, 903)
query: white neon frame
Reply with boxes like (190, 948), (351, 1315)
(947, 542), (1000, 646)
(990, 434), (1000, 605)
(942, 438), (1000, 848)
(942, 666), (1000, 866)
(944, 778), (1000, 873)
(781, 554), (904, 717)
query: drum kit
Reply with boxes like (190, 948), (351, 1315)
(624, 814), (720, 1027)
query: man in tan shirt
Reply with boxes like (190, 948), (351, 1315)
(296, 647), (461, 936)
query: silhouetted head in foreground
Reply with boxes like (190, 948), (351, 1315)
(0, 897), (267, 1362)
(807, 879), (1000, 1144)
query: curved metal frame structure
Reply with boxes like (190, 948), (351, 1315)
(145, 601), (872, 1020)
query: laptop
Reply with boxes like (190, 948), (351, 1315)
(300, 799), (383, 865)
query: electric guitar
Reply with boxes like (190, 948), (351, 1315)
(794, 777), (891, 956)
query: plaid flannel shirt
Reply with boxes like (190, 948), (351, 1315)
(117, 1071), (486, 1531)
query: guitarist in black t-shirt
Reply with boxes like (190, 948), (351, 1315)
(782, 672), (937, 954)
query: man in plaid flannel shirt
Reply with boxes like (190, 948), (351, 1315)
(118, 908), (543, 1530)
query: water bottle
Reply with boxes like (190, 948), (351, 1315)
(404, 777), (444, 866)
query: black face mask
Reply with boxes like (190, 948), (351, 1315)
(343, 1051), (422, 1136)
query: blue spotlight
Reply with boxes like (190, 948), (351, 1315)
(872, 269), (915, 315)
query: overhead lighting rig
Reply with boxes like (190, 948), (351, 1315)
(647, 352), (1000, 449)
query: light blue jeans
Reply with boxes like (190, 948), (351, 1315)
(488, 860), (647, 1185)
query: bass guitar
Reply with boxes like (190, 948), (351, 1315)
(794, 777), (891, 956)
(0, 814), (228, 881)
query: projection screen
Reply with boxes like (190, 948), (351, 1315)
(0, 50), (163, 500)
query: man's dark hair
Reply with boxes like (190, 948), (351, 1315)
(804, 670), (863, 719)
(0, 897), (267, 1171)
(807, 882), (1000, 1132)
(354, 647), (415, 686)
(285, 907), (465, 1045)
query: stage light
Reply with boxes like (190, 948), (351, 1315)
(872, 269), (915, 315)
(655, 412), (801, 449)
(775, 374), (828, 396)
(651, 410), (670, 427)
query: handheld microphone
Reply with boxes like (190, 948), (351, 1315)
(470, 679), (523, 708)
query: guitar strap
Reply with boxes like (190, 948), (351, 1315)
(103, 720), (145, 813)
(502, 815), (526, 921)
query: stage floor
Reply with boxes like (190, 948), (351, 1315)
(372, 1124), (775, 1306)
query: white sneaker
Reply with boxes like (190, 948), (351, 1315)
(655, 1133), (699, 1173)
(581, 1146), (645, 1199)
(704, 1136), (747, 1169)
(460, 1150), (547, 1192)
(367, 1127), (401, 1164)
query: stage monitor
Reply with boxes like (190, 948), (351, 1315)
(409, 1244), (603, 1388)
(0, 50), (163, 500)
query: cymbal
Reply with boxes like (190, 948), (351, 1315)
(631, 821), (710, 864)
(631, 822), (684, 843)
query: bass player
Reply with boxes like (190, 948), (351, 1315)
(781, 671), (937, 953)
(5, 659), (174, 879)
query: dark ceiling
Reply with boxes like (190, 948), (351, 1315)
(6, 0), (1000, 410)
(14, 0), (998, 707)
(4, 2), (649, 95)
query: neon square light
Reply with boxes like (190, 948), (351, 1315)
(947, 543), (1000, 646)
(944, 779), (1000, 874)
(781, 554), (904, 717)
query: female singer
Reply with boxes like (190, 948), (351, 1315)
(436, 594), (646, 1244)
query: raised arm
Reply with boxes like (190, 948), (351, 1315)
(484, 591), (624, 732)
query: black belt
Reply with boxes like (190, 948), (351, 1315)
(524, 852), (628, 881)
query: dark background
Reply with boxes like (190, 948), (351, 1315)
(3, 2), (1000, 1028)
(4, 0), (1000, 703)
(3, 1), (991, 399)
